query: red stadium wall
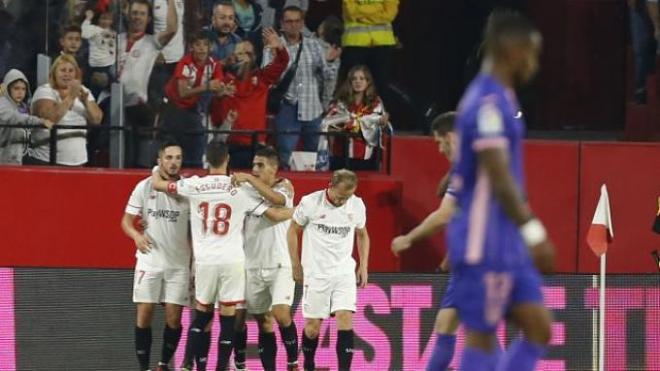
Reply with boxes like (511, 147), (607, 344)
(0, 168), (402, 272)
(0, 139), (658, 273)
(576, 143), (660, 273)
(391, 137), (659, 274)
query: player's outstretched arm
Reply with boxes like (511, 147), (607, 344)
(478, 148), (555, 273)
(356, 227), (370, 288)
(264, 207), (294, 222)
(120, 213), (153, 253)
(287, 222), (304, 284)
(232, 173), (286, 206)
(391, 195), (456, 257)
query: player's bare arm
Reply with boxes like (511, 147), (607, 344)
(439, 255), (450, 272)
(151, 167), (175, 194)
(391, 195), (456, 257)
(287, 222), (304, 284)
(263, 207), (294, 222)
(356, 227), (370, 288)
(121, 213), (153, 253)
(232, 172), (286, 206)
(477, 148), (555, 273)
(157, 0), (178, 47)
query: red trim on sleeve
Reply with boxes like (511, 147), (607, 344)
(167, 181), (177, 194)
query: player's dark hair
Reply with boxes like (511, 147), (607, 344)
(430, 111), (457, 136)
(331, 169), (358, 188)
(206, 140), (229, 168)
(484, 10), (539, 57)
(159, 139), (181, 155)
(255, 145), (279, 166)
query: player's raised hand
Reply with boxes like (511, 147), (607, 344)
(357, 266), (368, 288)
(134, 233), (153, 254)
(391, 235), (412, 257)
(292, 263), (303, 284)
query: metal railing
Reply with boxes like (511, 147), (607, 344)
(0, 122), (393, 174)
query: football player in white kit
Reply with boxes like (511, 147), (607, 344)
(151, 141), (292, 371)
(288, 169), (370, 371)
(121, 141), (191, 371)
(231, 146), (299, 371)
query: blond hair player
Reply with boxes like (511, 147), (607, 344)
(288, 169), (370, 371)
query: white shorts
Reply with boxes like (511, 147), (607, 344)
(302, 273), (356, 319)
(133, 267), (190, 306)
(195, 262), (246, 306)
(246, 267), (295, 314)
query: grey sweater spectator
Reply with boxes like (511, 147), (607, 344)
(0, 69), (53, 164)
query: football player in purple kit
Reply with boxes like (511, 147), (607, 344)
(391, 111), (466, 370)
(447, 10), (555, 371)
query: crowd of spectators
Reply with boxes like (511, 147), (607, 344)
(0, 0), (399, 171)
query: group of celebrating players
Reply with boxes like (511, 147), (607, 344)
(121, 9), (555, 371)
(122, 141), (368, 371)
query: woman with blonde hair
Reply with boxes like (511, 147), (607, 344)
(319, 64), (391, 171)
(26, 54), (103, 166)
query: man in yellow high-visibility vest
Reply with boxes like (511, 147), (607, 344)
(340, 0), (399, 108)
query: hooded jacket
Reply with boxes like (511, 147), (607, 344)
(0, 69), (44, 164)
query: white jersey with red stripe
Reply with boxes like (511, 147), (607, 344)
(244, 178), (295, 269)
(292, 189), (366, 277)
(171, 175), (268, 265)
(118, 33), (162, 106)
(125, 177), (191, 270)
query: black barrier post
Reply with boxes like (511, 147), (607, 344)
(342, 131), (350, 170)
(48, 127), (57, 165)
(386, 132), (392, 175)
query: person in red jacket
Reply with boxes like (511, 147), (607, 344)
(210, 27), (289, 169)
(162, 32), (224, 167)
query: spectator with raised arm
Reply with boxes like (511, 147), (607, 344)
(118, 0), (178, 167)
(148, 0), (186, 113)
(210, 27), (289, 169)
(26, 54), (103, 166)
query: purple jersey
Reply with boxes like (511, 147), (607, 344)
(447, 73), (530, 269)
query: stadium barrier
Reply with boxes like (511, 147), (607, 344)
(0, 269), (657, 370)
